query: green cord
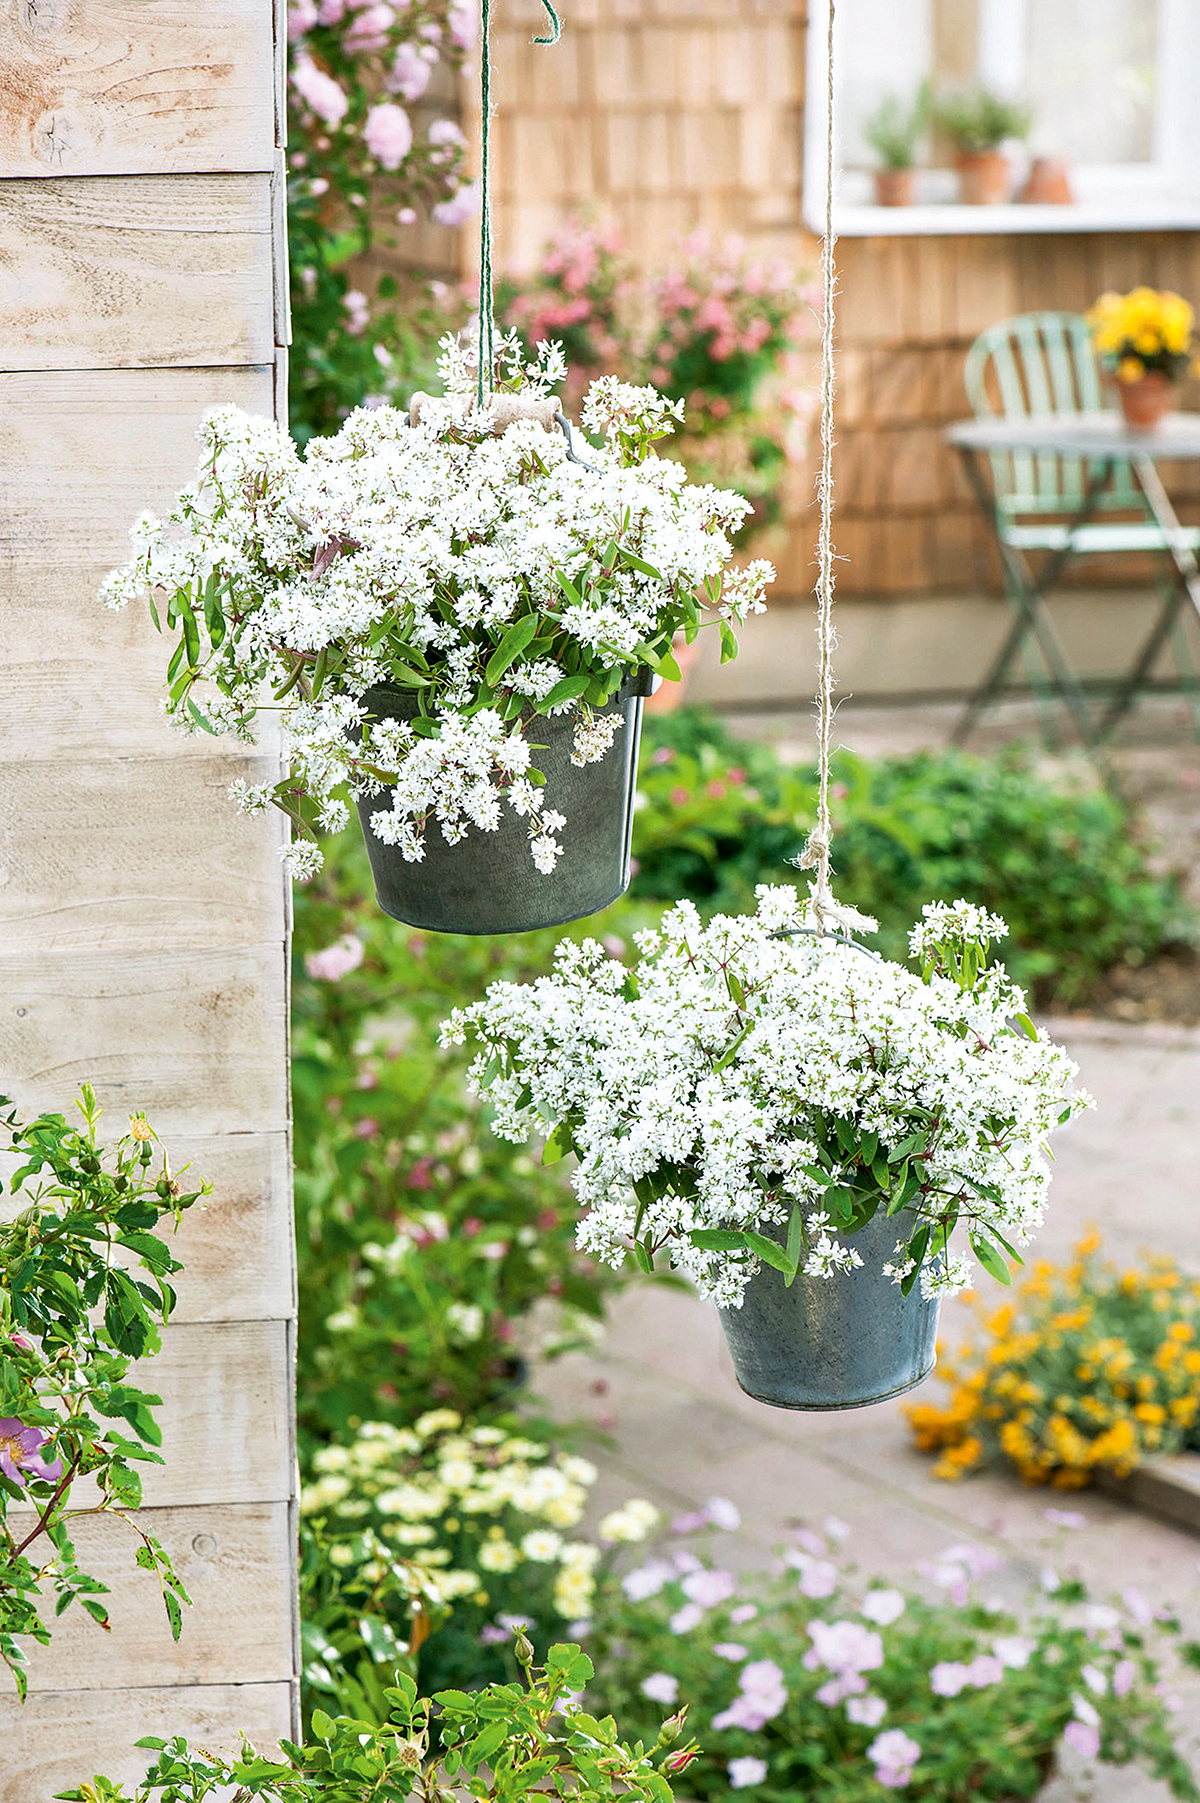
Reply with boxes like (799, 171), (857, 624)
(475, 0), (562, 412)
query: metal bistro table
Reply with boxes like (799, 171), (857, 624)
(945, 411), (1200, 745)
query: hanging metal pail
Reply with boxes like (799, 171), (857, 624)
(717, 1208), (940, 1411)
(352, 674), (651, 935)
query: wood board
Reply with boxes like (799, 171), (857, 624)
(0, 174), (274, 370)
(16, 1502), (297, 1693)
(0, 1681), (296, 1802)
(6, 1321), (294, 1509)
(0, 752), (288, 953)
(0, 944), (289, 1135)
(0, 364), (274, 567)
(0, 0), (276, 179)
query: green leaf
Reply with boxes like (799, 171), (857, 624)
(633, 1239), (654, 1275)
(311, 1710), (335, 1742)
(687, 1229), (748, 1252)
(719, 618), (739, 664)
(484, 615), (539, 686)
(1013, 1012), (1038, 1040)
(970, 1230), (1013, 1286)
(540, 671), (591, 711)
(785, 1205), (804, 1287)
(742, 1230), (792, 1273)
(618, 551), (664, 581)
(713, 1021), (752, 1072)
(541, 1123), (574, 1166)
(465, 1718), (510, 1769)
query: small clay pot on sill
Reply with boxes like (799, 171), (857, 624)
(873, 167), (916, 207)
(956, 148), (1011, 205)
(1017, 155), (1073, 205)
(1117, 371), (1175, 431)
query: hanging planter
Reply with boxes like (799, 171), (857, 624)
(353, 668), (651, 933)
(101, 0), (772, 936)
(445, 892), (1092, 1412)
(717, 1208), (939, 1410)
(101, 359), (771, 933)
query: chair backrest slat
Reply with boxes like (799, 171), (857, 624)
(963, 310), (1143, 517)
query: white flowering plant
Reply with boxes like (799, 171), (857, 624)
(299, 1407), (660, 1725)
(587, 1516), (1199, 1800)
(104, 338), (772, 881)
(442, 890), (1091, 1308)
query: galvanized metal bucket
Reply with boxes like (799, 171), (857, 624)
(352, 675), (651, 935)
(717, 1208), (940, 1411)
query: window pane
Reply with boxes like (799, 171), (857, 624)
(1025, 0), (1158, 164)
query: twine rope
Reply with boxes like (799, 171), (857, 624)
(476, 1), (562, 411)
(797, 0), (840, 931)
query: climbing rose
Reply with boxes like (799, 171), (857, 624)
(363, 103), (413, 170)
(290, 56), (349, 126)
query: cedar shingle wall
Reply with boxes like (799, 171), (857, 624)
(455, 4), (1200, 600)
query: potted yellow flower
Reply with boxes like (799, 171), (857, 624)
(1086, 286), (1196, 430)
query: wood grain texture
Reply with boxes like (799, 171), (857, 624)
(140, 1130), (295, 1325)
(0, 945), (289, 1135)
(0, 0), (275, 178)
(0, 365), (274, 567)
(0, 1130), (294, 1325)
(0, 567), (275, 762)
(6, 1322), (294, 1509)
(0, 752), (288, 952)
(16, 1503), (296, 1692)
(0, 174), (274, 371)
(0, 1681), (296, 1802)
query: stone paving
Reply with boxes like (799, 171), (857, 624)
(532, 702), (1200, 1801)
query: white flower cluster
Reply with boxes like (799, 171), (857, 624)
(301, 1409), (652, 1622)
(102, 356), (772, 875)
(443, 888), (1091, 1307)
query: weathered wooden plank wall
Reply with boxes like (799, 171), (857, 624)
(0, 1), (297, 1794)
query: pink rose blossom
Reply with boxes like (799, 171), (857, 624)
(342, 288), (369, 334)
(344, 2), (394, 50)
(318, 0), (346, 20)
(448, 0), (476, 46)
(431, 182), (481, 227)
(289, 0), (319, 39)
(363, 102), (412, 169)
(305, 934), (364, 980)
(290, 55), (349, 126)
(0, 1420), (63, 1487)
(389, 44), (432, 100)
(640, 1672), (679, 1706)
(805, 1619), (884, 1677)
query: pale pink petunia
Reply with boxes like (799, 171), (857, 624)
(861, 1589), (905, 1627)
(705, 1495), (742, 1531)
(640, 1672), (679, 1706)
(669, 1602), (704, 1635)
(727, 1757), (767, 1790)
(847, 1693), (887, 1727)
(681, 1568), (736, 1609)
(1113, 1659), (1136, 1698)
(1062, 1721), (1100, 1759)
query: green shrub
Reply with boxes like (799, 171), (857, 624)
(587, 1532), (1199, 1801)
(632, 712), (1190, 1004)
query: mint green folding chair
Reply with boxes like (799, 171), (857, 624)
(953, 309), (1200, 745)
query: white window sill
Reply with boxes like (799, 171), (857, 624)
(810, 198), (1200, 238)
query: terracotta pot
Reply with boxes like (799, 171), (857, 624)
(873, 167), (916, 208)
(956, 148), (1011, 205)
(1117, 372), (1175, 431)
(1018, 155), (1073, 205)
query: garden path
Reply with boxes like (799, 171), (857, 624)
(533, 1017), (1200, 1801)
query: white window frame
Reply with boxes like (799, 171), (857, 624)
(803, 0), (1200, 237)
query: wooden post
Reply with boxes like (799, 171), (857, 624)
(0, 4), (298, 1795)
